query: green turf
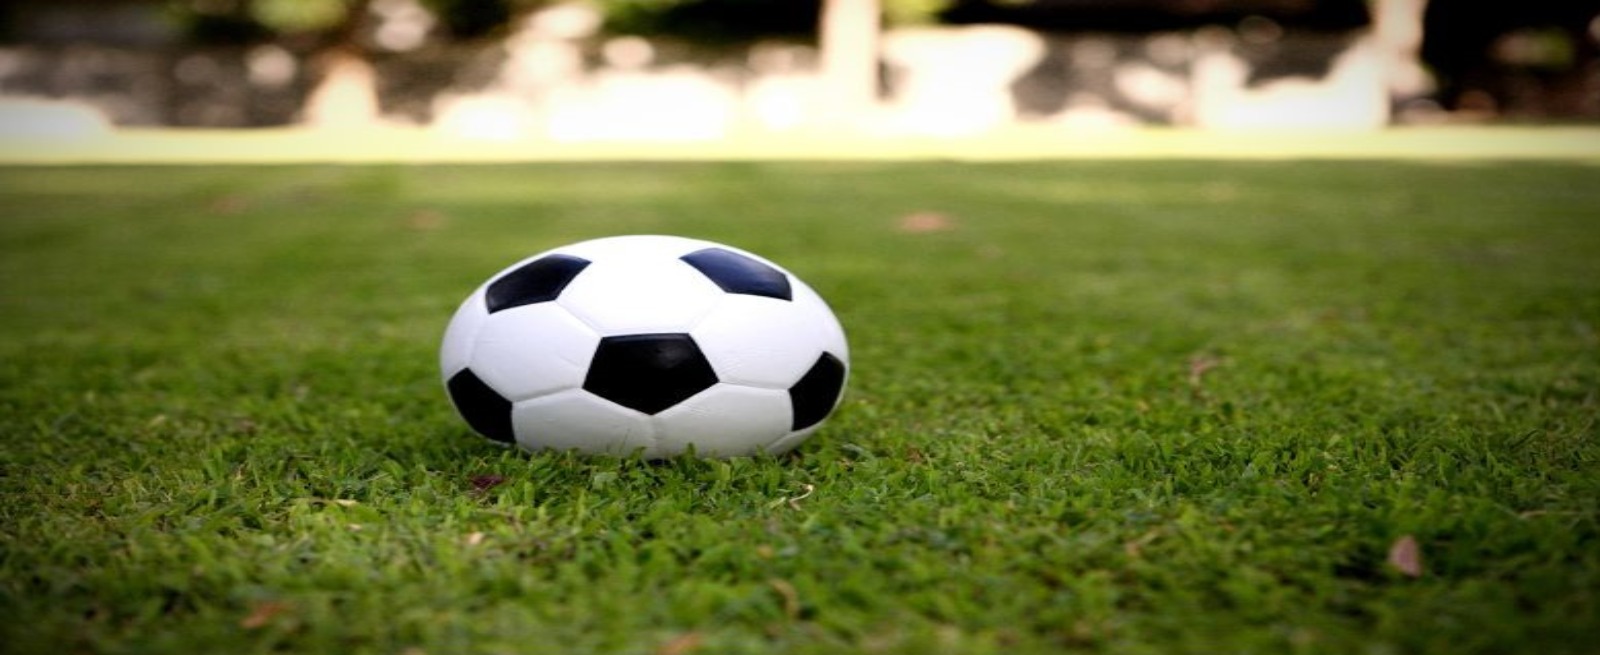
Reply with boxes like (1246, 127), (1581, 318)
(1, 161), (1598, 654)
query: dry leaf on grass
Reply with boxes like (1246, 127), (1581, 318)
(239, 601), (288, 629)
(1188, 354), (1222, 388)
(655, 632), (703, 655)
(786, 483), (815, 510)
(897, 211), (955, 233)
(769, 579), (802, 620)
(1388, 534), (1423, 577)
(470, 475), (506, 494)
(208, 194), (250, 215)
(407, 209), (448, 231)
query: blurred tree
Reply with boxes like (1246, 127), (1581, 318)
(598, 0), (948, 41)
(1422, 0), (1600, 115)
(941, 0), (1370, 31)
(599, 0), (949, 124)
(170, 0), (539, 125)
(426, 0), (520, 38)
(601, 0), (821, 42)
(174, 0), (533, 44)
(166, 0), (956, 127)
(820, 0), (879, 124)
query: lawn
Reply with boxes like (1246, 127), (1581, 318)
(1, 160), (1597, 654)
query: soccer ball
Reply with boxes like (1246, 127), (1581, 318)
(440, 235), (849, 458)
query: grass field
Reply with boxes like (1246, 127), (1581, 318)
(2, 160), (1598, 654)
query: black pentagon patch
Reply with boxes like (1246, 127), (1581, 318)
(446, 369), (514, 444)
(485, 254), (590, 314)
(680, 248), (792, 301)
(584, 334), (718, 415)
(789, 352), (846, 431)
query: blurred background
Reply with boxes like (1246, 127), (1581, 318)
(1, 0), (1597, 140)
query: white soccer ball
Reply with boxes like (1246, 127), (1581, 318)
(440, 235), (849, 458)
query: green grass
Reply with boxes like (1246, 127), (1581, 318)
(1, 160), (1598, 654)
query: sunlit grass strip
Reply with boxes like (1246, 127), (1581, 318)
(2, 125), (1598, 164)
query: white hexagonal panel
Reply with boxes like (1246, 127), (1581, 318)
(766, 423), (825, 456)
(765, 429), (807, 456)
(692, 294), (826, 388)
(512, 389), (658, 456)
(556, 234), (709, 261)
(557, 257), (724, 335)
(440, 287), (488, 378)
(793, 279), (849, 364)
(653, 384), (793, 457)
(468, 304), (599, 402)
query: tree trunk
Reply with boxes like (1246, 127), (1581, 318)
(818, 0), (880, 126)
(303, 45), (381, 127)
(1372, 0), (1431, 99)
(301, 0), (380, 128)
